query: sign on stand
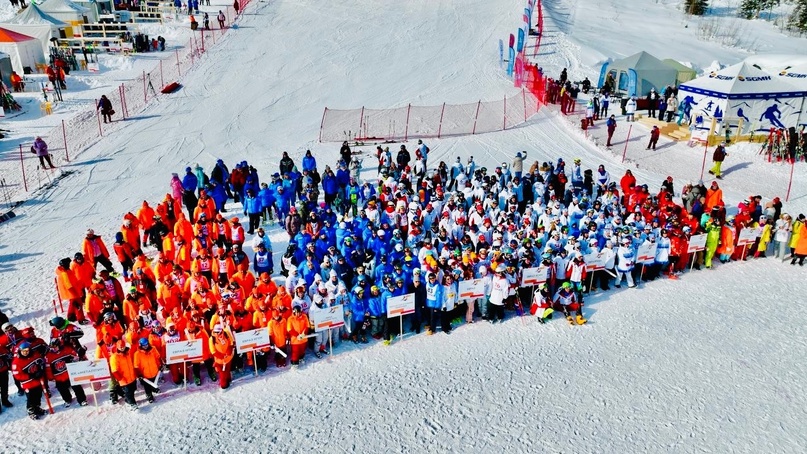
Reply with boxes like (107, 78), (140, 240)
(637, 243), (657, 264)
(583, 252), (607, 272)
(386, 293), (415, 343)
(458, 279), (485, 300)
(165, 339), (203, 364)
(67, 359), (110, 407)
(235, 328), (272, 377)
(687, 234), (707, 253)
(310, 304), (345, 355)
(521, 266), (548, 286)
(737, 228), (759, 246)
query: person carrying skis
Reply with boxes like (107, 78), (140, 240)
(134, 338), (162, 403)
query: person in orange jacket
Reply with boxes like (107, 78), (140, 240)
(185, 320), (216, 386)
(84, 283), (108, 325)
(191, 248), (214, 281)
(209, 324), (234, 389)
(271, 286), (292, 314)
(123, 321), (145, 357)
(113, 233), (135, 281)
(194, 200), (216, 223)
(230, 218), (245, 248)
(245, 287), (265, 313)
(136, 201), (156, 244)
(109, 340), (138, 409)
(56, 257), (87, 324)
(82, 229), (115, 273)
(717, 217), (736, 263)
(162, 321), (184, 385)
(71, 252), (96, 296)
(212, 248), (236, 282)
(267, 310), (288, 368)
(173, 212), (195, 246)
(255, 272), (278, 301)
(96, 311), (124, 346)
(157, 279), (183, 318)
(704, 180), (724, 213)
(287, 305), (310, 366)
(160, 231), (176, 262)
(98, 269), (125, 306)
(231, 263), (255, 295)
(121, 215), (142, 255)
(46, 338), (88, 407)
(213, 214), (232, 252)
(153, 253), (174, 284)
(133, 338), (162, 403)
(165, 307), (188, 333)
(174, 237), (193, 272)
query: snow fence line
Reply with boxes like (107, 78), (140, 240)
(0, 0), (254, 208)
(318, 89), (541, 143)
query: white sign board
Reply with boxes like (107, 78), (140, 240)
(386, 293), (415, 317)
(737, 227), (760, 246)
(458, 279), (485, 300)
(583, 252), (607, 271)
(87, 62), (100, 73)
(67, 359), (110, 385)
(165, 339), (204, 364)
(234, 328), (271, 354)
(637, 243), (658, 264)
(310, 304), (346, 332)
(687, 234), (707, 252)
(521, 266), (549, 286)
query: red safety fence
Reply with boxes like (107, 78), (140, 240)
(0, 0), (252, 208)
(319, 89), (541, 143)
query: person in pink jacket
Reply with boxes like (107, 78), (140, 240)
(170, 173), (184, 205)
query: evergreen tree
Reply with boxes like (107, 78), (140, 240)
(790, 0), (807, 32)
(740, 0), (761, 19)
(684, 0), (709, 15)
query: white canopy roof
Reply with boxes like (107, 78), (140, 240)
(679, 62), (805, 100)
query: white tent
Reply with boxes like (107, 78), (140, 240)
(0, 27), (46, 74)
(0, 4), (68, 55)
(0, 51), (12, 88)
(678, 62), (807, 133)
(38, 0), (94, 24)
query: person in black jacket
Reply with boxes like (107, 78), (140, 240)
(279, 152), (295, 176)
(97, 95), (114, 123)
(408, 269), (426, 334)
(340, 141), (352, 166)
(396, 145), (411, 169)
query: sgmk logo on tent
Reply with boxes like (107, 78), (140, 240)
(708, 72), (734, 81)
(779, 71), (807, 79)
(737, 74), (771, 82)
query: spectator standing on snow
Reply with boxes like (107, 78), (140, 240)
(708, 142), (727, 179)
(606, 115), (617, 147)
(625, 97), (637, 122)
(646, 88), (660, 119)
(665, 94), (677, 122)
(97, 95), (114, 123)
(647, 126), (660, 150)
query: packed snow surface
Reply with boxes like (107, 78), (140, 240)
(1, 0), (806, 452)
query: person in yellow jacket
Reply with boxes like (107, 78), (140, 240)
(755, 216), (773, 258)
(133, 338), (162, 403)
(109, 340), (138, 409)
(209, 324), (234, 389)
(788, 214), (804, 259)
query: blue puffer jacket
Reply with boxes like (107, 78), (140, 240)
(242, 194), (262, 214)
(367, 292), (385, 317)
(350, 290), (367, 322)
(302, 154), (317, 173)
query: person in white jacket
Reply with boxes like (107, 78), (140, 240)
(488, 265), (509, 323)
(615, 237), (636, 288)
(308, 295), (330, 358)
(441, 274), (458, 333)
(773, 214), (792, 261)
(626, 96), (637, 122)
(652, 229), (671, 279)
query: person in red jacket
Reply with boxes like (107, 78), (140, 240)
(11, 341), (47, 419)
(49, 316), (87, 360)
(0, 342), (12, 411)
(46, 338), (87, 407)
(113, 232), (136, 281)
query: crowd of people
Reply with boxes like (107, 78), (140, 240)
(2, 138), (806, 420)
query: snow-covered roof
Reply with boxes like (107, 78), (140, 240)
(2, 4), (68, 26)
(38, 0), (90, 14)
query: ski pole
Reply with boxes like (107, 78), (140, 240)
(41, 379), (55, 414)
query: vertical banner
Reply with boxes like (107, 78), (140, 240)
(517, 28), (525, 53)
(509, 33), (515, 49)
(627, 68), (638, 97)
(507, 47), (515, 77)
(598, 62), (609, 89)
(514, 55), (524, 87)
(499, 39), (504, 68)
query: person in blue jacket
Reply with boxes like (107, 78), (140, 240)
(242, 188), (262, 235)
(257, 183), (276, 224)
(302, 150), (317, 173)
(367, 285), (385, 339)
(322, 168), (339, 207)
(335, 162), (350, 196)
(244, 167), (260, 198)
(349, 286), (368, 343)
(209, 180), (228, 213)
(424, 272), (444, 335)
(253, 242), (273, 276)
(297, 253), (320, 287)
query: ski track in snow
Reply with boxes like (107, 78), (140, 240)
(1, 0), (807, 451)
